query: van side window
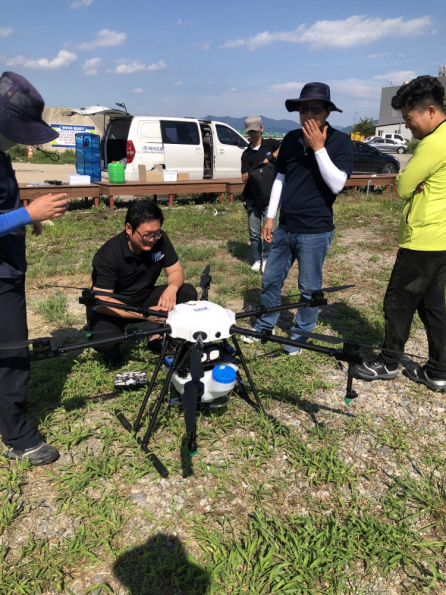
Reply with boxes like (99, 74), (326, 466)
(216, 125), (241, 146)
(161, 121), (200, 145)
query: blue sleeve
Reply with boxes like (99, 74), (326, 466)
(0, 208), (32, 238)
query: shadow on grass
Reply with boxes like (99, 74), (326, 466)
(113, 533), (210, 594)
(226, 239), (251, 264)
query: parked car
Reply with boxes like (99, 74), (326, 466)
(63, 106), (249, 180)
(365, 134), (407, 146)
(366, 138), (406, 154)
(352, 141), (401, 174)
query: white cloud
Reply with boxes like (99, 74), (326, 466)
(221, 15), (432, 51)
(366, 53), (387, 59)
(84, 69), (97, 76)
(82, 57), (101, 70)
(270, 82), (305, 94)
(70, 0), (93, 8)
(230, 88), (237, 92)
(0, 28), (13, 39)
(177, 19), (182, 25)
(6, 49), (77, 70)
(373, 70), (417, 85)
(194, 41), (210, 50)
(115, 60), (166, 74)
(78, 29), (127, 50)
(132, 88), (144, 93)
(270, 78), (382, 101)
(173, 81), (184, 86)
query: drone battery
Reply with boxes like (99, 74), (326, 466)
(114, 372), (148, 390)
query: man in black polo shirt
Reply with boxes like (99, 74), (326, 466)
(241, 116), (281, 272)
(243, 82), (353, 354)
(91, 199), (197, 364)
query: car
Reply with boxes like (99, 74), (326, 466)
(365, 134), (407, 146)
(366, 138), (406, 154)
(352, 141), (401, 174)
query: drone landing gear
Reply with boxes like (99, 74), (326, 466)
(115, 339), (188, 479)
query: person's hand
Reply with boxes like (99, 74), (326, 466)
(263, 218), (275, 243)
(25, 193), (69, 223)
(157, 286), (178, 312)
(415, 182), (425, 193)
(147, 305), (168, 324)
(31, 222), (42, 236)
(302, 120), (327, 152)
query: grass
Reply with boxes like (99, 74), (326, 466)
(0, 193), (445, 593)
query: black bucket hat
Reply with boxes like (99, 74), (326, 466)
(0, 71), (59, 145)
(285, 82), (342, 113)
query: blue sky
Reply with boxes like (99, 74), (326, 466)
(1, 0), (445, 127)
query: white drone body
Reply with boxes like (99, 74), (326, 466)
(166, 301), (236, 342)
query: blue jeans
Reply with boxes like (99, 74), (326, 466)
(246, 199), (276, 263)
(254, 227), (334, 353)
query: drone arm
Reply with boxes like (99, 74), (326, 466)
(29, 325), (172, 362)
(91, 298), (168, 319)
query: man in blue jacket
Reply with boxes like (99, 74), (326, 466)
(243, 83), (353, 354)
(0, 71), (69, 466)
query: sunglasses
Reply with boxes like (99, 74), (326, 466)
(298, 104), (325, 115)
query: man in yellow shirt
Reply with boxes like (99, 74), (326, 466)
(354, 75), (446, 391)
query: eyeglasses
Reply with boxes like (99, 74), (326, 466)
(298, 104), (325, 115)
(135, 229), (162, 242)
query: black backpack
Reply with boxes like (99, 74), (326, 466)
(247, 139), (278, 207)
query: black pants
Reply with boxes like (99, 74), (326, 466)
(381, 248), (446, 378)
(90, 283), (198, 353)
(0, 278), (40, 449)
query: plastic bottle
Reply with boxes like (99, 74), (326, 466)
(108, 161), (125, 183)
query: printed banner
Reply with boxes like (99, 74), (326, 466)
(50, 124), (96, 148)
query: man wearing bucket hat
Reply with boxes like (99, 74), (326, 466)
(243, 82), (353, 354)
(0, 71), (69, 465)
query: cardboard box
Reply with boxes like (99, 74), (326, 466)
(138, 165), (146, 181)
(145, 170), (163, 182)
(153, 164), (163, 172)
(177, 173), (190, 180)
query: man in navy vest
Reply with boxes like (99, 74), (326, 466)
(243, 83), (353, 354)
(0, 71), (69, 466)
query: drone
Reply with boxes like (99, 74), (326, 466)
(2, 267), (426, 478)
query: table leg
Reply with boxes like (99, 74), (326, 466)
(84, 197), (88, 207)
(109, 195), (114, 209)
(229, 193), (234, 204)
(22, 199), (28, 207)
(220, 192), (225, 204)
(169, 194), (173, 207)
(94, 196), (99, 208)
(153, 194), (158, 204)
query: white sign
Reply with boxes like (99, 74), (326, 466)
(51, 124), (96, 148)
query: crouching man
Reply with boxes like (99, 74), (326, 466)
(90, 199), (197, 364)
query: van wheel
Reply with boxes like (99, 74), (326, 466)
(383, 163), (396, 174)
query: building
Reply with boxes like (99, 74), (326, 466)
(375, 68), (446, 141)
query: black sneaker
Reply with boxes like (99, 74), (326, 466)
(3, 441), (59, 466)
(402, 360), (446, 392)
(352, 356), (398, 381)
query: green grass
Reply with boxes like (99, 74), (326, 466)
(1, 195), (445, 593)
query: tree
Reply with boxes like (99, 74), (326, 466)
(351, 117), (376, 138)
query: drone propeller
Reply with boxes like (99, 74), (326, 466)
(182, 338), (205, 432)
(298, 331), (425, 360)
(282, 284), (355, 301)
(45, 285), (133, 302)
(200, 265), (212, 301)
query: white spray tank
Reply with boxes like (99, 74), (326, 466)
(164, 358), (238, 403)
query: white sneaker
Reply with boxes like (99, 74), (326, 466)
(242, 328), (275, 344)
(251, 261), (261, 271)
(261, 260), (267, 273)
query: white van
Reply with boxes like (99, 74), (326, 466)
(63, 106), (249, 181)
